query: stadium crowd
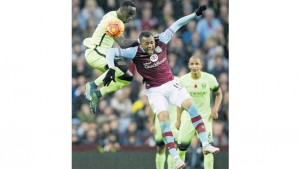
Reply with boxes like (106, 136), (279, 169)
(72, 0), (228, 165)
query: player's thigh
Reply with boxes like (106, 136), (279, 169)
(146, 89), (169, 115)
(84, 49), (107, 72)
(168, 80), (191, 108)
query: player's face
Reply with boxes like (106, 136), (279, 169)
(120, 6), (136, 23)
(188, 58), (202, 74)
(141, 36), (156, 55)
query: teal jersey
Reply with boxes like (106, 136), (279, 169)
(179, 72), (219, 119)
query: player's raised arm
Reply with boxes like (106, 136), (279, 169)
(159, 5), (207, 44)
(103, 47), (138, 86)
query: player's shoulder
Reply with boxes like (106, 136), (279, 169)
(202, 71), (217, 82)
(101, 11), (117, 22)
(104, 11), (117, 18)
(179, 73), (191, 81)
(202, 71), (215, 78)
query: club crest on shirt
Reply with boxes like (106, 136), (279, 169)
(155, 46), (162, 53)
(150, 54), (158, 62)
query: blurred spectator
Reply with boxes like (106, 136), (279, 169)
(110, 89), (133, 133)
(73, 83), (89, 114)
(72, 118), (82, 145)
(140, 8), (159, 30)
(72, 5), (86, 31)
(120, 121), (143, 146)
(80, 0), (104, 27)
(196, 8), (221, 44)
(83, 128), (98, 145)
(96, 105), (118, 125)
(98, 0), (119, 13)
(207, 46), (228, 76)
(182, 20), (196, 45)
(131, 89), (149, 131)
(98, 122), (112, 147)
(168, 53), (183, 76)
(77, 103), (95, 123)
(72, 57), (93, 78)
(213, 121), (228, 146)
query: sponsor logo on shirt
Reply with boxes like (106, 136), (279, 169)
(150, 54), (158, 62)
(143, 57), (167, 69)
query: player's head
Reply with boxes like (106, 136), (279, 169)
(118, 1), (136, 23)
(139, 30), (156, 55)
(188, 56), (203, 74)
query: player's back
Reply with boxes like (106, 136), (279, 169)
(83, 11), (119, 55)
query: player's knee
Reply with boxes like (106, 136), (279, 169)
(181, 98), (193, 110)
(118, 73), (133, 82)
(156, 141), (165, 153)
(178, 143), (190, 151)
(114, 59), (128, 73)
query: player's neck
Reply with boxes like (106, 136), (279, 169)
(191, 72), (201, 79)
(116, 10), (123, 20)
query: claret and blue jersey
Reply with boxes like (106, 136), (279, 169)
(106, 13), (198, 88)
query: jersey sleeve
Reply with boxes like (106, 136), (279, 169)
(159, 13), (196, 44)
(208, 74), (220, 92)
(106, 46), (138, 68)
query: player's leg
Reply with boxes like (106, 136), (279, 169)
(157, 111), (185, 169)
(177, 111), (196, 163)
(168, 80), (219, 155)
(167, 153), (176, 169)
(201, 119), (214, 169)
(181, 99), (219, 154)
(154, 115), (166, 169)
(99, 71), (133, 96)
(166, 105), (179, 169)
(84, 49), (107, 101)
(89, 59), (133, 113)
(146, 89), (185, 169)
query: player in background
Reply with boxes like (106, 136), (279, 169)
(83, 0), (138, 113)
(103, 5), (220, 168)
(174, 56), (223, 169)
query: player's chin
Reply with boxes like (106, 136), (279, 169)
(147, 50), (154, 55)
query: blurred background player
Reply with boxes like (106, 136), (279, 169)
(104, 5), (220, 168)
(83, 0), (138, 113)
(175, 55), (223, 169)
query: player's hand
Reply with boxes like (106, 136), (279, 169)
(210, 108), (219, 120)
(149, 124), (156, 134)
(175, 120), (181, 130)
(195, 5), (207, 16)
(103, 68), (116, 86)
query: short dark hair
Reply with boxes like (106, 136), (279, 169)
(139, 31), (153, 42)
(120, 1), (135, 8)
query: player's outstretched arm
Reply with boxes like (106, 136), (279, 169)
(159, 5), (207, 44)
(114, 35), (139, 48)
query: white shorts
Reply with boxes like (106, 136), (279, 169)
(145, 79), (191, 115)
